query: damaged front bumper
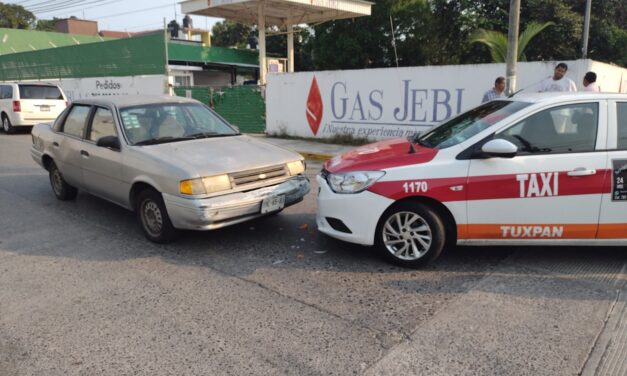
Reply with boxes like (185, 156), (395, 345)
(162, 175), (310, 230)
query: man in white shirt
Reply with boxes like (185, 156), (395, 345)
(539, 62), (577, 92)
(583, 71), (601, 92)
(481, 76), (506, 103)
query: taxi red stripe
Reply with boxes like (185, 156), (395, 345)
(368, 169), (612, 202)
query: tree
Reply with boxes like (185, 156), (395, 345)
(0, 2), (35, 29)
(35, 18), (60, 32)
(211, 20), (253, 49)
(470, 22), (554, 62)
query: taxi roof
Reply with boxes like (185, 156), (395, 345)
(507, 91), (627, 104)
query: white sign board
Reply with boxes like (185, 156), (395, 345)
(42, 75), (168, 102)
(267, 59), (626, 141)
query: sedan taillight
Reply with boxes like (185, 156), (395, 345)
(12, 100), (21, 112)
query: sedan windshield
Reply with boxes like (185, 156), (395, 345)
(119, 103), (239, 145)
(415, 100), (531, 149)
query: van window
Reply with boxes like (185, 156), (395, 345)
(618, 103), (627, 149)
(62, 105), (91, 138)
(18, 85), (63, 100)
(0, 85), (13, 99)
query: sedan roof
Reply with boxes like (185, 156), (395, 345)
(508, 91), (627, 104)
(71, 95), (199, 108)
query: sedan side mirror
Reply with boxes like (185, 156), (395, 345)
(96, 135), (121, 151)
(481, 139), (517, 158)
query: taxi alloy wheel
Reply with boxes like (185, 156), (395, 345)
(136, 189), (178, 243)
(376, 202), (446, 268)
(48, 162), (78, 201)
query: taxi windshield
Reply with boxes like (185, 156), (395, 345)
(415, 100), (530, 149)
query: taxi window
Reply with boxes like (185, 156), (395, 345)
(62, 105), (91, 138)
(89, 107), (116, 142)
(497, 103), (599, 154)
(416, 100), (530, 149)
(617, 102), (627, 149)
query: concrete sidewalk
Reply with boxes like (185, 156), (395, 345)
(248, 134), (356, 161)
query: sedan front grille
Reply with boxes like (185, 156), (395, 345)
(230, 164), (289, 187)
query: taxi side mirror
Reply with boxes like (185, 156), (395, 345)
(481, 139), (517, 158)
(96, 135), (121, 151)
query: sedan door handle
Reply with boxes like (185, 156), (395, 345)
(80, 150), (90, 157)
(52, 142), (59, 147)
(567, 167), (596, 177)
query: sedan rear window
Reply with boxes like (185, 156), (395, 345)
(18, 85), (63, 100)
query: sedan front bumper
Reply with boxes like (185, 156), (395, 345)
(162, 175), (310, 230)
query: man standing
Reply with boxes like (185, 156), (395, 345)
(481, 77), (506, 103)
(539, 62), (577, 92)
(583, 71), (601, 92)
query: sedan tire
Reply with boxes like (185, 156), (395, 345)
(375, 201), (446, 268)
(49, 162), (78, 200)
(136, 189), (179, 243)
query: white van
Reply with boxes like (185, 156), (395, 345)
(0, 82), (67, 133)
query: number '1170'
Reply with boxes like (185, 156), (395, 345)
(403, 181), (428, 193)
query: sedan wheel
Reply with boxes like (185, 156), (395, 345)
(376, 202), (446, 268)
(136, 189), (179, 243)
(49, 162), (78, 200)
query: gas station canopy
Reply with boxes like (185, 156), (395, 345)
(180, 0), (372, 84)
(181, 0), (372, 26)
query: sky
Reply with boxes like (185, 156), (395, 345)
(3, 0), (223, 33)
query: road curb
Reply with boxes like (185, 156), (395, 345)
(297, 151), (335, 161)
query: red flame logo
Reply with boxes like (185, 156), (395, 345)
(306, 76), (323, 136)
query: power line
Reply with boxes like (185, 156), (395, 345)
(91, 4), (173, 20)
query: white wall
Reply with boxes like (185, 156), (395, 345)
(266, 60), (626, 140)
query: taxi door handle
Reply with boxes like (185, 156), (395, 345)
(567, 168), (596, 177)
(52, 141), (59, 147)
(80, 150), (90, 157)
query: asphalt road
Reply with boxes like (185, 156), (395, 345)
(1, 132), (625, 376)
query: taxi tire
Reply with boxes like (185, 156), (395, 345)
(136, 189), (179, 244)
(49, 162), (78, 201)
(375, 202), (446, 268)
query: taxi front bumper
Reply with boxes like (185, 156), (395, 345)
(316, 174), (393, 246)
(162, 175), (310, 230)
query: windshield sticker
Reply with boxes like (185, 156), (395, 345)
(612, 159), (627, 201)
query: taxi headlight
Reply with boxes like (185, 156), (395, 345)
(287, 160), (305, 176)
(327, 171), (385, 194)
(180, 174), (232, 195)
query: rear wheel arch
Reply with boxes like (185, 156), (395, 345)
(382, 196), (458, 247)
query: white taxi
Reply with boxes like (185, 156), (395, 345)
(317, 93), (627, 268)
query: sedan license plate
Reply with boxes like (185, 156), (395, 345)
(261, 195), (285, 214)
(39, 105), (50, 112)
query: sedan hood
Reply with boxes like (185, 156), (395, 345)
(324, 137), (438, 173)
(138, 135), (302, 176)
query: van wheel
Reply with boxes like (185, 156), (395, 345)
(49, 161), (78, 200)
(375, 202), (446, 268)
(136, 189), (179, 243)
(2, 115), (14, 134)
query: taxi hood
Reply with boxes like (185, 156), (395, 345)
(324, 137), (438, 173)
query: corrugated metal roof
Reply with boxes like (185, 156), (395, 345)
(0, 28), (115, 56)
(168, 41), (259, 68)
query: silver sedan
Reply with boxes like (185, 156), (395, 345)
(31, 96), (310, 242)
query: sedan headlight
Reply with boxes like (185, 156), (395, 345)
(180, 174), (232, 195)
(287, 160), (305, 176)
(326, 171), (385, 194)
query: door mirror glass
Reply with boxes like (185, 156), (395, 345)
(481, 139), (518, 158)
(96, 135), (121, 151)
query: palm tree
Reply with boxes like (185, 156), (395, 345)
(470, 22), (554, 63)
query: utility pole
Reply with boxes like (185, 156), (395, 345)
(581, 0), (592, 58)
(505, 0), (521, 95)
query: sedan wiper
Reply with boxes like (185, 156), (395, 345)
(188, 132), (241, 139)
(134, 136), (195, 145)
